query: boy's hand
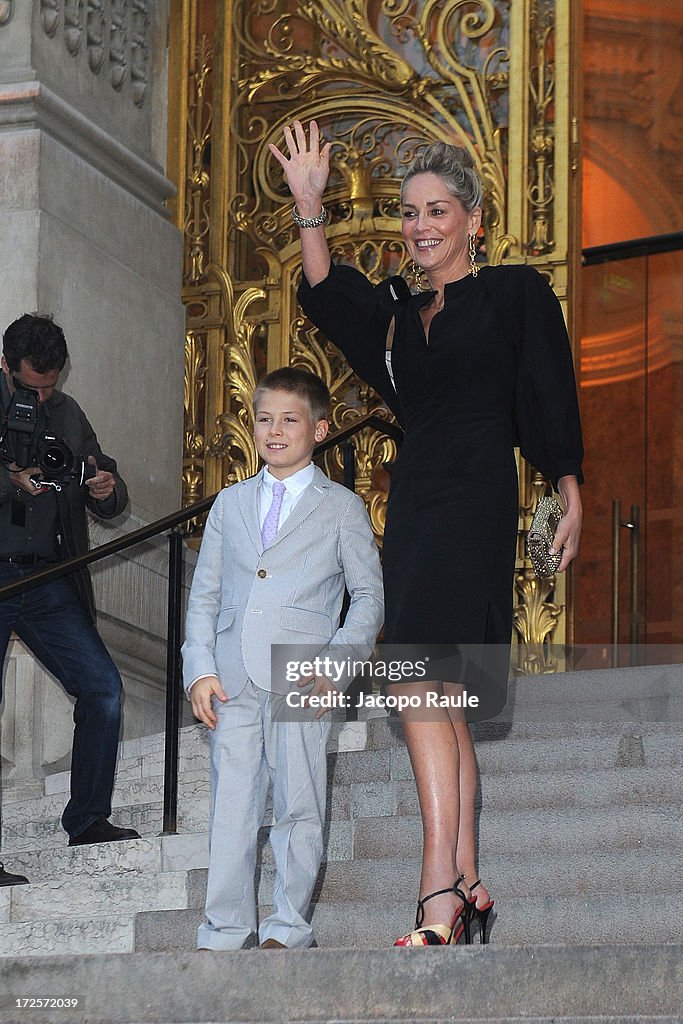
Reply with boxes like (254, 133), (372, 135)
(190, 675), (228, 729)
(299, 673), (339, 719)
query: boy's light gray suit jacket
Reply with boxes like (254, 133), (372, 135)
(181, 466), (384, 698)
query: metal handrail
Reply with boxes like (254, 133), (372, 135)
(0, 413), (402, 601)
(0, 495), (216, 601)
(0, 414), (402, 832)
(583, 231), (683, 266)
(315, 413), (403, 454)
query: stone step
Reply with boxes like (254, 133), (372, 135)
(341, 764), (680, 819)
(151, 835), (683, 913)
(309, 848), (683, 903)
(15, 714), (679, 813)
(332, 731), (682, 789)
(3, 779), (677, 859)
(0, 799), (209, 852)
(475, 729), (683, 773)
(0, 914), (134, 957)
(1, 808), (350, 864)
(505, 666), (680, 712)
(351, 806), (680, 861)
(19, 720), (365, 803)
(112, 659), (681, 763)
(30, 720), (367, 796)
(310, 892), (683, 948)
(7, 800), (203, 844)
(112, 717), (370, 760)
(182, 840), (683, 909)
(9, 760), (677, 848)
(0, 833), (209, 883)
(0, 945), (681, 1023)
(5, 837), (678, 927)
(17, 751), (683, 846)
(116, 723), (211, 762)
(4, 869), (193, 924)
(40, 748), (213, 797)
(14, 871), (676, 958)
(17, 658), (676, 797)
(134, 891), (683, 953)
(476, 763), (679, 810)
(369, 713), (683, 750)
(30, 696), (680, 800)
(2, 770), (211, 824)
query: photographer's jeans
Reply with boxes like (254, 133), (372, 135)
(0, 561), (122, 839)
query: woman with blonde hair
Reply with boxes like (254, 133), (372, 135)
(271, 122), (583, 946)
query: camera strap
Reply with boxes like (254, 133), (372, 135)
(11, 497), (26, 528)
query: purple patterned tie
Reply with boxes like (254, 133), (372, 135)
(261, 481), (286, 547)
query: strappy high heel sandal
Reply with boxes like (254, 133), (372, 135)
(394, 881), (467, 947)
(465, 878), (494, 944)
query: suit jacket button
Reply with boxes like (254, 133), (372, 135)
(257, 569), (267, 578)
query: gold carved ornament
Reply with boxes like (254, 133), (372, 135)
(230, 0), (512, 546)
(171, 1), (574, 657)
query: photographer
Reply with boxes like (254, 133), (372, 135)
(0, 314), (139, 887)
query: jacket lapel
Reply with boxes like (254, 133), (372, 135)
(268, 465), (330, 549)
(237, 474), (263, 554)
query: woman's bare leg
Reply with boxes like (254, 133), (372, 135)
(452, 715), (491, 908)
(392, 681), (463, 929)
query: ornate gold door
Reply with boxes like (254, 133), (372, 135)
(167, 0), (581, 664)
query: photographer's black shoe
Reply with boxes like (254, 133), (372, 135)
(68, 818), (141, 846)
(0, 862), (29, 886)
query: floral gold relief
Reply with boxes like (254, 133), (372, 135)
(513, 569), (563, 674)
(169, 0), (578, 658)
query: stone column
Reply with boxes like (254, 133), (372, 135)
(0, 1), (188, 787)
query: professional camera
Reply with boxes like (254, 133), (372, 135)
(0, 384), (94, 490)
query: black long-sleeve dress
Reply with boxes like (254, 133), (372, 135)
(298, 263), (583, 658)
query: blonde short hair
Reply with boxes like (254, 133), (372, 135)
(401, 142), (483, 212)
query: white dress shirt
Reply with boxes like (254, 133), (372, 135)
(258, 463), (315, 531)
(188, 463), (316, 691)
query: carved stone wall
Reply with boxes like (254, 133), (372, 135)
(0, 1), (187, 788)
(35, 1), (153, 145)
(0, 0), (183, 517)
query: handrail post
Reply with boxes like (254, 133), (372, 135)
(611, 499), (620, 667)
(629, 503), (640, 665)
(341, 440), (356, 491)
(613, 502), (641, 669)
(162, 526), (184, 834)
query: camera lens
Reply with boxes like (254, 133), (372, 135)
(40, 445), (67, 471)
(35, 436), (71, 475)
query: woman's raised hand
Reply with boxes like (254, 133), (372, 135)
(269, 120), (331, 212)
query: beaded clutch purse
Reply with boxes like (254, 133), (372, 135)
(527, 496), (564, 578)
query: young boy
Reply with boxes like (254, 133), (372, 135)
(182, 367), (383, 950)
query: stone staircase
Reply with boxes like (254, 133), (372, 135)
(0, 665), (681, 1022)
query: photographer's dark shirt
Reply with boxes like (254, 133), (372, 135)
(0, 376), (59, 561)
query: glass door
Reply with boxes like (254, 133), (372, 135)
(574, 245), (683, 656)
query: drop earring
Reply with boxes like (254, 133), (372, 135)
(411, 261), (425, 292)
(468, 234), (478, 278)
